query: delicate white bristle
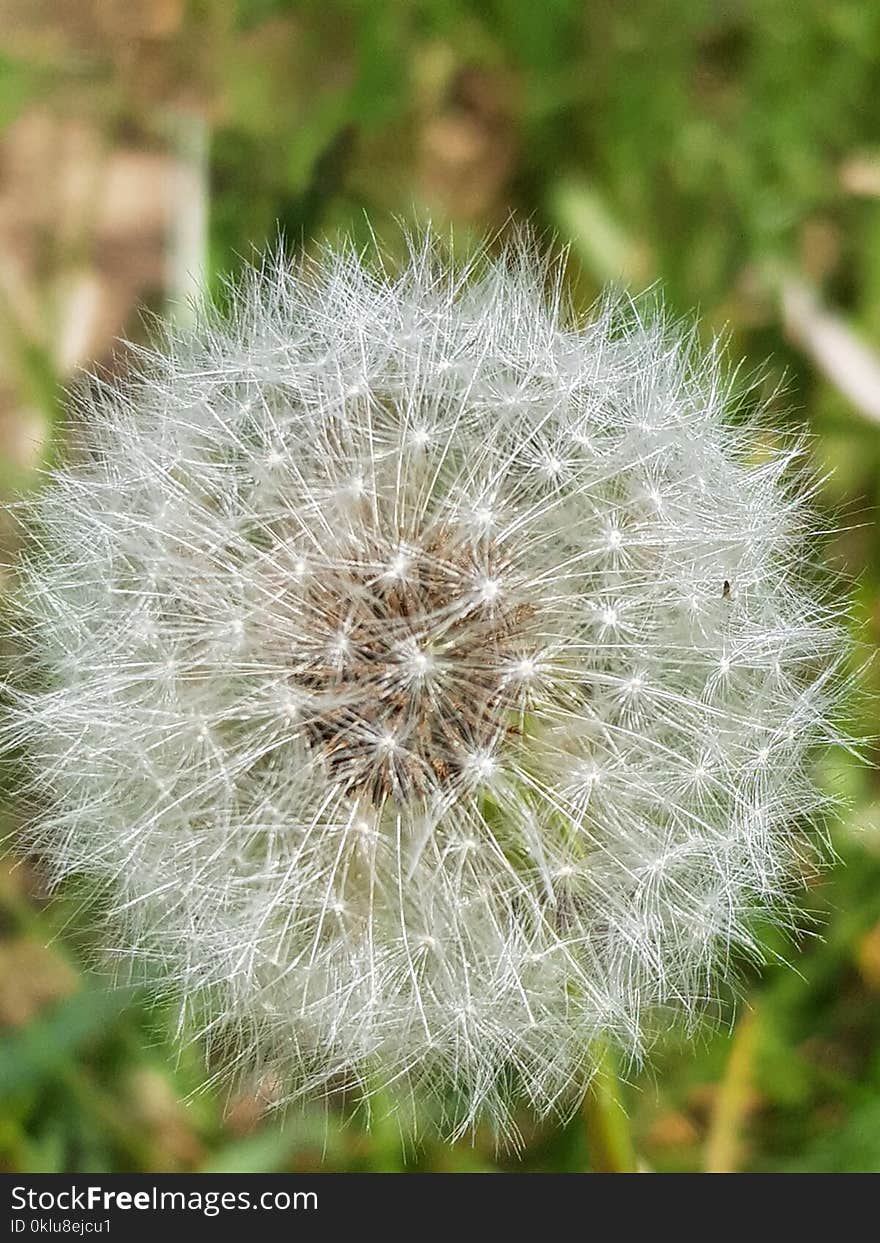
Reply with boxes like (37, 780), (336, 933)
(1, 231), (847, 1142)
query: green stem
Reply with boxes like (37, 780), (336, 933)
(583, 1042), (638, 1173)
(704, 1007), (759, 1173)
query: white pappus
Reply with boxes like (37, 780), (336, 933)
(1, 232), (848, 1141)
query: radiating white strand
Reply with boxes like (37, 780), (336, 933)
(1, 231), (849, 1142)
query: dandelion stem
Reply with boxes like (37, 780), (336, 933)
(704, 1007), (759, 1173)
(583, 1042), (638, 1173)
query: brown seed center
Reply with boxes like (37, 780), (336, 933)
(288, 526), (535, 805)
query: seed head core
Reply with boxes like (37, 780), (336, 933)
(287, 523), (538, 805)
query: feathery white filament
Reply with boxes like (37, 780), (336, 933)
(2, 234), (846, 1140)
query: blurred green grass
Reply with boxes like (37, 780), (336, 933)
(1, 0), (880, 1172)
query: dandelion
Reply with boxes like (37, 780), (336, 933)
(1, 233), (846, 1140)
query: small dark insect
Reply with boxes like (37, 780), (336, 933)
(722, 580), (731, 599)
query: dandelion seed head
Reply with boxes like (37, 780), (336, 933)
(1, 231), (848, 1142)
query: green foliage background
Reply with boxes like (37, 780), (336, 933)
(1, 0), (880, 1173)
